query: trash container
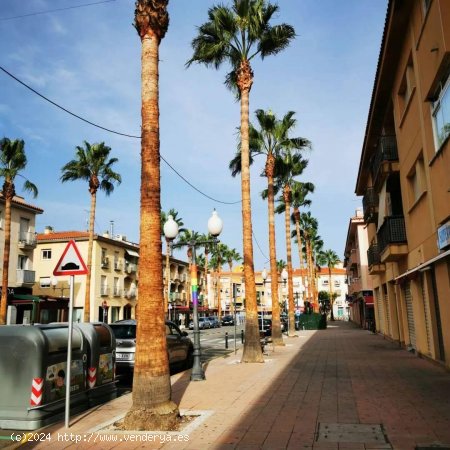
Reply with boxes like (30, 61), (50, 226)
(75, 322), (117, 406)
(0, 324), (89, 430)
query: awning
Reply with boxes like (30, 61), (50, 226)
(395, 249), (450, 281)
(13, 294), (41, 302)
(125, 249), (139, 258)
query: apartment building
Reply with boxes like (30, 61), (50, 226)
(33, 228), (140, 323)
(0, 194), (43, 324)
(344, 209), (374, 328)
(355, 0), (450, 367)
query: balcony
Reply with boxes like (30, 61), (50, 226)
(113, 287), (122, 297)
(113, 261), (122, 271)
(126, 262), (137, 274)
(100, 286), (109, 296)
(101, 257), (109, 269)
(370, 136), (399, 188)
(16, 269), (35, 286)
(377, 216), (408, 262)
(362, 187), (379, 223)
(18, 231), (37, 249)
(367, 242), (385, 274)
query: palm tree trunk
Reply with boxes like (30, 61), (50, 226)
(84, 191), (96, 323)
(229, 263), (233, 315)
(238, 64), (263, 363)
(204, 252), (209, 310)
(0, 191), (12, 324)
(283, 188), (296, 336)
(267, 161), (283, 345)
(124, 26), (178, 431)
(217, 267), (222, 317)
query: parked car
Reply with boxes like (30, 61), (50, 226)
(188, 317), (211, 330)
(109, 319), (193, 375)
(259, 318), (272, 337)
(206, 316), (221, 328)
(221, 315), (235, 326)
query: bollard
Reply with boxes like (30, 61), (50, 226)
(241, 329), (244, 344)
(225, 332), (228, 349)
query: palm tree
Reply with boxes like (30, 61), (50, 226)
(0, 138), (37, 325)
(300, 212), (318, 306)
(124, 0), (177, 431)
(231, 109), (307, 345)
(290, 181), (314, 297)
(188, 0), (295, 363)
(61, 141), (121, 323)
(198, 233), (215, 310)
(317, 249), (340, 320)
(224, 247), (242, 314)
(275, 154), (309, 335)
(161, 209), (184, 316)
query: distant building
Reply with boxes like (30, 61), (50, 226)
(0, 194), (43, 324)
(355, 0), (450, 367)
(344, 209), (374, 328)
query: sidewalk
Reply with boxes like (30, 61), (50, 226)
(16, 321), (450, 449)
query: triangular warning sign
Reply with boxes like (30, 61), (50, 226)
(53, 240), (88, 276)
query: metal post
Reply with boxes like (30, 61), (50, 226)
(241, 329), (244, 344)
(190, 245), (205, 381)
(225, 332), (228, 349)
(65, 275), (74, 428)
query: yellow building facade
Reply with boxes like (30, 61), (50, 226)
(356, 0), (450, 367)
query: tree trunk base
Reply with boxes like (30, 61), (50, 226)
(288, 333), (299, 338)
(241, 344), (264, 363)
(123, 401), (179, 431)
(272, 336), (285, 346)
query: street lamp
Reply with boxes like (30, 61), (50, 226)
(164, 210), (223, 381)
(281, 268), (288, 332)
(163, 215), (178, 320)
(261, 268), (267, 332)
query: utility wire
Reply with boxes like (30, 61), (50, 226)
(0, 65), (241, 205)
(0, 0), (116, 21)
(252, 230), (269, 264)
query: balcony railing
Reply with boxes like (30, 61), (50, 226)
(16, 269), (35, 285)
(362, 187), (379, 223)
(101, 257), (109, 269)
(367, 242), (382, 266)
(113, 287), (122, 297)
(377, 216), (407, 254)
(126, 262), (137, 274)
(18, 231), (37, 248)
(100, 286), (109, 296)
(113, 261), (122, 271)
(370, 136), (398, 185)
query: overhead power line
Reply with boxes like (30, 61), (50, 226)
(0, 65), (241, 205)
(0, 0), (116, 21)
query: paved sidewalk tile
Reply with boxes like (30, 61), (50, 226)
(12, 321), (450, 450)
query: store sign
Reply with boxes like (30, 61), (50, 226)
(437, 221), (450, 250)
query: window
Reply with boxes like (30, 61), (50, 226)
(40, 277), (51, 288)
(17, 255), (28, 270)
(322, 279), (329, 286)
(407, 156), (425, 204)
(431, 75), (450, 149)
(42, 249), (52, 260)
(398, 56), (416, 116)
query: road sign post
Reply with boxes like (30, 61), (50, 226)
(52, 240), (88, 429)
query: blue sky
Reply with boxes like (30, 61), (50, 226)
(0, 0), (387, 269)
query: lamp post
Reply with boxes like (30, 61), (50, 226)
(281, 268), (288, 332)
(261, 268), (267, 333)
(164, 210), (223, 381)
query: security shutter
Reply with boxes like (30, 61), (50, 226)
(376, 288), (384, 333)
(404, 281), (416, 349)
(420, 273), (432, 355)
(384, 292), (391, 336)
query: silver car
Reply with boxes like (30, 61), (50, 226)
(109, 319), (193, 375)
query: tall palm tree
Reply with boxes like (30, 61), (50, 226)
(231, 109), (308, 345)
(161, 209), (184, 316)
(188, 0), (295, 363)
(0, 138), (37, 325)
(224, 247), (242, 314)
(290, 181), (314, 297)
(300, 212), (318, 306)
(124, 0), (177, 431)
(317, 249), (340, 320)
(61, 141), (121, 323)
(198, 233), (215, 310)
(275, 154), (309, 335)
